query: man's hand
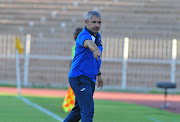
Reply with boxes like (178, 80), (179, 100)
(93, 49), (102, 61)
(97, 75), (103, 89)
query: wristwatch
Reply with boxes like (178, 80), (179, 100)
(97, 72), (101, 76)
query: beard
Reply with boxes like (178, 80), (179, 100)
(93, 27), (100, 34)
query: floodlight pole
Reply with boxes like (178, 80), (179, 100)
(171, 39), (177, 83)
(122, 37), (129, 89)
(23, 34), (31, 86)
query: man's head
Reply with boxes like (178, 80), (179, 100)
(85, 11), (101, 35)
(74, 27), (83, 41)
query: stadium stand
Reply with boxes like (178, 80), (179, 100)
(0, 0), (180, 39)
(0, 0), (180, 89)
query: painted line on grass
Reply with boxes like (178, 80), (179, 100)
(149, 117), (161, 122)
(17, 95), (64, 122)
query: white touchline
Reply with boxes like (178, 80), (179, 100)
(17, 96), (64, 122)
(149, 117), (161, 122)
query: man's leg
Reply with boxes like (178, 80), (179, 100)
(63, 98), (81, 122)
(64, 75), (95, 122)
(63, 77), (81, 122)
(76, 75), (95, 122)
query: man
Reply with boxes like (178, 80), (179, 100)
(64, 11), (103, 122)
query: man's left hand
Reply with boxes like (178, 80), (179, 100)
(97, 75), (103, 89)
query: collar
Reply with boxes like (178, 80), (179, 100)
(85, 26), (96, 36)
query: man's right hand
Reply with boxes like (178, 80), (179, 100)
(93, 49), (101, 61)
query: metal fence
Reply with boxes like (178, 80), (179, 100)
(0, 34), (180, 90)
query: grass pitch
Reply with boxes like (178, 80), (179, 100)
(0, 95), (180, 122)
(0, 95), (59, 122)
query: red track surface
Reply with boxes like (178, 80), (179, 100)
(0, 87), (180, 114)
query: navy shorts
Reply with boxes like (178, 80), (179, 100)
(64, 75), (95, 122)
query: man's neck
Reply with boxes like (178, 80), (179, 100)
(85, 26), (97, 36)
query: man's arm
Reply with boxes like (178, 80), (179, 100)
(83, 39), (101, 61)
(84, 39), (103, 88)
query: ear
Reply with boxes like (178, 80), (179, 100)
(85, 20), (89, 24)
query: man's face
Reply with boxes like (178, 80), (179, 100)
(85, 16), (101, 34)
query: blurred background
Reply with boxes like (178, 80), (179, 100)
(0, 0), (180, 91)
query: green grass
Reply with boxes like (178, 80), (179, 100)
(0, 83), (69, 90)
(0, 95), (59, 122)
(0, 95), (180, 122)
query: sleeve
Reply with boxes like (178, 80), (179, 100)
(76, 33), (92, 47)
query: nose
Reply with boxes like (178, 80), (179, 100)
(96, 22), (101, 27)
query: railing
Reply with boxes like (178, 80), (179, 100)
(0, 34), (179, 90)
